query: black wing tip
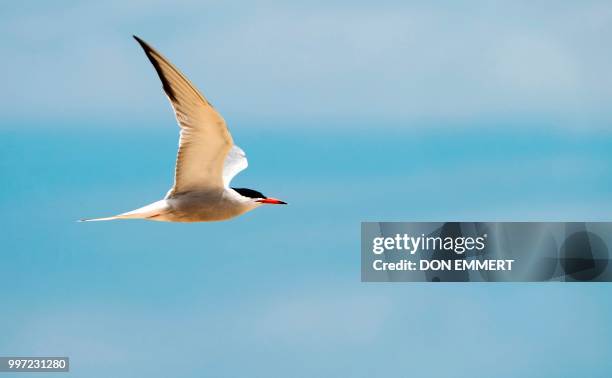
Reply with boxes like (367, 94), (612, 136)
(133, 35), (158, 58)
(132, 35), (179, 102)
(133, 35), (150, 51)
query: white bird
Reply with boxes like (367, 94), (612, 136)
(80, 36), (286, 223)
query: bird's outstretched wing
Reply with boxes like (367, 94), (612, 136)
(134, 35), (233, 196)
(223, 145), (248, 187)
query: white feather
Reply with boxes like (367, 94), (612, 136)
(222, 145), (249, 187)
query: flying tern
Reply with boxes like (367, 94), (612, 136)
(81, 36), (286, 222)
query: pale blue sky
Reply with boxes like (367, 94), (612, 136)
(1, 1), (612, 377)
(3, 1), (612, 129)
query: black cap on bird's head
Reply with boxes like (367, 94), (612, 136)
(232, 188), (287, 205)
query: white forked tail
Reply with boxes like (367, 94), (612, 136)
(78, 200), (169, 222)
(78, 216), (121, 222)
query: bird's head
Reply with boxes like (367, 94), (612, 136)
(232, 188), (287, 206)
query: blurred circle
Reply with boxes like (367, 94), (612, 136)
(560, 231), (608, 281)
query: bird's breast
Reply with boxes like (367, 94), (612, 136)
(165, 190), (253, 222)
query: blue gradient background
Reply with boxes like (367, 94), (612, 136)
(1, 1), (612, 377)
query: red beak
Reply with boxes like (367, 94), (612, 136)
(256, 198), (287, 205)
